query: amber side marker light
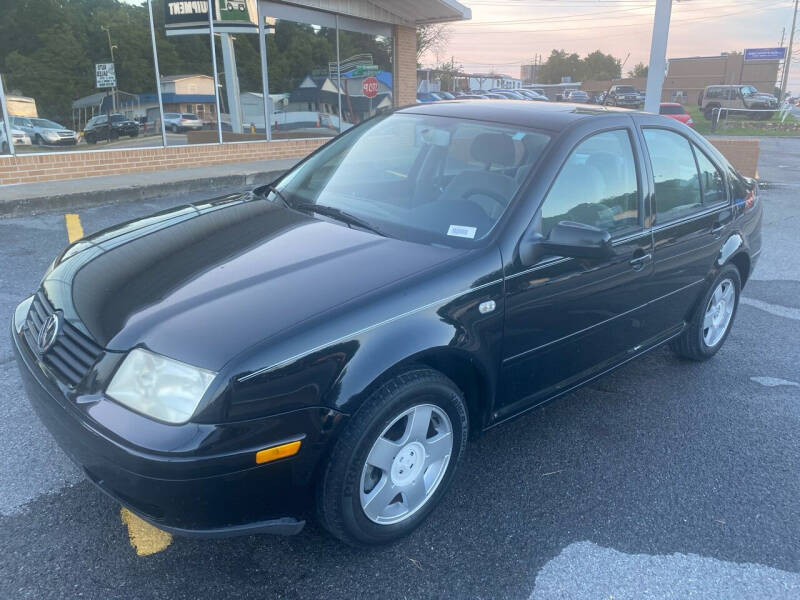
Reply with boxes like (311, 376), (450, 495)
(255, 440), (302, 464)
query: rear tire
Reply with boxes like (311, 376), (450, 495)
(670, 264), (741, 361)
(317, 367), (468, 546)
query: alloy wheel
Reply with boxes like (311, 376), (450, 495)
(359, 404), (453, 525)
(703, 278), (735, 347)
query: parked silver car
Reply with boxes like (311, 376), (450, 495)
(11, 116), (79, 146)
(163, 112), (204, 133)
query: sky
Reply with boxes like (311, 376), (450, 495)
(429, 0), (800, 94)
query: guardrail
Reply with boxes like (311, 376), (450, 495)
(710, 103), (795, 132)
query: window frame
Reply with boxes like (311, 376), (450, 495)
(533, 125), (647, 241)
(641, 126), (730, 227)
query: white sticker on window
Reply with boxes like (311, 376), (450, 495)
(447, 225), (477, 239)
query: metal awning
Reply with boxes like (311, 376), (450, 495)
(271, 0), (471, 26)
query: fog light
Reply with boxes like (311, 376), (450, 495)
(255, 440), (302, 464)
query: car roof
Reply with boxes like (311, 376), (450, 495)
(397, 100), (634, 132)
(660, 102), (681, 106)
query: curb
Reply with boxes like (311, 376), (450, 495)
(0, 169), (287, 218)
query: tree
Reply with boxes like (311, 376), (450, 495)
(583, 50), (621, 81)
(435, 59), (463, 92)
(416, 23), (450, 64)
(539, 49), (583, 84)
(628, 62), (649, 78)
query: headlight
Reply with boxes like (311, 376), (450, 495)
(106, 348), (216, 424)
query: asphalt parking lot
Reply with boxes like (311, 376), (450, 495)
(1, 139), (799, 599)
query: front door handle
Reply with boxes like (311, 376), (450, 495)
(629, 252), (652, 271)
(711, 222), (725, 235)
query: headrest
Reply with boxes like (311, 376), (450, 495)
(471, 133), (516, 167)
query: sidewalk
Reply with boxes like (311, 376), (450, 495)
(0, 158), (299, 218)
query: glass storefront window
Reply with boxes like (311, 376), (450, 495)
(214, 28), (265, 141)
(0, 1), (162, 153)
(154, 5), (219, 146)
(264, 18), (341, 139)
(0, 0), (398, 156)
(336, 29), (393, 125)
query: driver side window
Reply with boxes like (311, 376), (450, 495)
(538, 129), (640, 238)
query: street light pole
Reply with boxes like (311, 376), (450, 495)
(780, 0), (798, 101)
(644, 0), (673, 113)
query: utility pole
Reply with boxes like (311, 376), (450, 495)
(100, 25), (118, 112)
(780, 0), (798, 101)
(644, 0), (673, 113)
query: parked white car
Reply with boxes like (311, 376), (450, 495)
(163, 112), (204, 133)
(1, 122), (32, 153)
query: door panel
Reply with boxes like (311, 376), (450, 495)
(497, 126), (654, 420)
(640, 127), (733, 332)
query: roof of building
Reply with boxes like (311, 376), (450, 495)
(286, 0), (470, 25)
(399, 100), (634, 132)
(160, 74), (213, 82)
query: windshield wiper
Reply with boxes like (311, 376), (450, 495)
(258, 183), (291, 208)
(293, 202), (385, 237)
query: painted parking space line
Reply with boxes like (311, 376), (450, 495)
(64, 213), (84, 244)
(63, 213), (174, 555)
(120, 508), (173, 556)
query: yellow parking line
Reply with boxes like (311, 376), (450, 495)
(64, 213), (84, 244)
(120, 508), (173, 556)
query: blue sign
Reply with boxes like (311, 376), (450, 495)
(744, 47), (786, 61)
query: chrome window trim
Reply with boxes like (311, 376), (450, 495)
(652, 202), (729, 232)
(238, 278), (504, 382)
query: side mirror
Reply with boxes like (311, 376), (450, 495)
(520, 221), (614, 266)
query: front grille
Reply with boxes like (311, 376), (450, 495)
(23, 290), (103, 387)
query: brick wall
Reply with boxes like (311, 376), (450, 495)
(0, 139), (326, 186)
(395, 25), (417, 108)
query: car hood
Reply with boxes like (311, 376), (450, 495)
(41, 194), (466, 371)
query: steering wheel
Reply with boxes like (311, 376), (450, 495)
(461, 187), (508, 218)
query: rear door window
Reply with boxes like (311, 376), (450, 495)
(643, 129), (702, 223)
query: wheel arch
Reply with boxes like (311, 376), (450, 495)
(334, 346), (495, 439)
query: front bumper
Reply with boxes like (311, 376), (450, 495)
(11, 316), (346, 537)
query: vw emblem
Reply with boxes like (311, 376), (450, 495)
(37, 313), (61, 355)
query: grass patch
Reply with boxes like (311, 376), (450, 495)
(687, 106), (800, 137)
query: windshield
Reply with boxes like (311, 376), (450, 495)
(273, 113), (551, 247)
(659, 105), (686, 115)
(741, 86), (758, 96)
(616, 86), (635, 93)
(32, 119), (63, 129)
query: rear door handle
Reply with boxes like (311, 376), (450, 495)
(629, 252), (652, 271)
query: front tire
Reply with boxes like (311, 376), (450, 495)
(670, 264), (741, 361)
(317, 368), (468, 546)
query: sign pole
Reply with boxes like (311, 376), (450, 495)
(257, 1), (272, 141)
(147, 0), (168, 147)
(208, 1), (224, 144)
(780, 0), (798, 101)
(0, 73), (15, 156)
(644, 0), (673, 113)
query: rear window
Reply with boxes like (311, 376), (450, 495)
(659, 105), (686, 115)
(181, 114), (199, 120)
(110, 115), (126, 122)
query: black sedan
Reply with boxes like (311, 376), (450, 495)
(83, 113), (140, 144)
(12, 101), (761, 546)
